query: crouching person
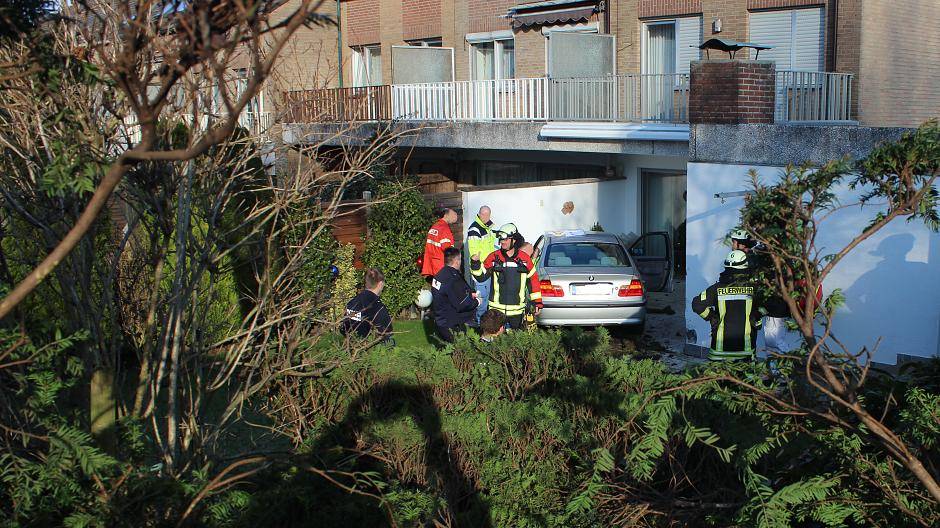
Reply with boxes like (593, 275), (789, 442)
(479, 309), (507, 343)
(341, 267), (394, 346)
(431, 247), (479, 343)
(692, 250), (763, 362)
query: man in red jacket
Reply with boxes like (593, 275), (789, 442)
(422, 208), (459, 277)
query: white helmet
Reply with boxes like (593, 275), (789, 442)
(724, 250), (749, 270)
(730, 229), (751, 242)
(495, 223), (518, 240)
(415, 289), (433, 308)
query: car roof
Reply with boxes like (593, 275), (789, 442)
(542, 231), (622, 244)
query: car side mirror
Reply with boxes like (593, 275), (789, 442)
(630, 247), (643, 256)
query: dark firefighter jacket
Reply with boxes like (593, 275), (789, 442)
(341, 290), (393, 344)
(431, 266), (479, 329)
(471, 249), (542, 316)
(692, 269), (763, 361)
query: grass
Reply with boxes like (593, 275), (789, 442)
(392, 318), (439, 350)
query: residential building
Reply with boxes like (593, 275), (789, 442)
(269, 0), (940, 365)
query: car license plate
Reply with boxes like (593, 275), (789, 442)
(572, 283), (612, 295)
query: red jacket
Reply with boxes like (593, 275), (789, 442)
(421, 219), (454, 277)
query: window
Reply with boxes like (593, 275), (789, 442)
(749, 8), (824, 71)
(642, 17), (701, 75)
(474, 161), (604, 186)
(544, 243), (629, 267)
(407, 38), (443, 47)
(469, 38), (514, 80)
(351, 45), (382, 86)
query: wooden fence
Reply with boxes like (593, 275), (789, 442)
(284, 85), (392, 123)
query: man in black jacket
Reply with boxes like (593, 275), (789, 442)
(341, 267), (394, 345)
(431, 247), (479, 343)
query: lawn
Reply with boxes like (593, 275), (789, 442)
(392, 318), (439, 350)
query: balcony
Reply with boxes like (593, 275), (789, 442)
(284, 70), (853, 126)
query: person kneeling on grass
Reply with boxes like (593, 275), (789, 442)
(479, 309), (507, 343)
(341, 267), (394, 346)
(431, 247), (480, 343)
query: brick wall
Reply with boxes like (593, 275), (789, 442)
(468, 0), (514, 33)
(402, 0), (442, 40)
(514, 26), (547, 78)
(346, 0), (381, 45)
(689, 60), (775, 124)
(639, 0), (703, 18)
(856, 0), (940, 127)
(747, 0), (825, 8)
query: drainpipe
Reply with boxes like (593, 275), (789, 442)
(828, 0), (838, 71)
(337, 0), (344, 87)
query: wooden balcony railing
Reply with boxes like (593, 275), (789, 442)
(283, 85), (392, 122)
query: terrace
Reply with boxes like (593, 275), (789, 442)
(282, 70), (854, 127)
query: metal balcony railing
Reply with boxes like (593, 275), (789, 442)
(775, 71), (854, 123)
(283, 70), (853, 125)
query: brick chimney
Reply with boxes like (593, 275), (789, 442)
(689, 60), (776, 124)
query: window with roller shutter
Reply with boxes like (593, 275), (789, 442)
(749, 8), (825, 71)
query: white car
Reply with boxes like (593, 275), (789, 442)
(533, 230), (673, 331)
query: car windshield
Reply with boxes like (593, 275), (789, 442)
(544, 242), (629, 267)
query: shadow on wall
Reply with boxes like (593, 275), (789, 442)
(840, 233), (938, 360)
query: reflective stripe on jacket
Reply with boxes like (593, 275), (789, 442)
(422, 219), (454, 277)
(471, 249), (542, 316)
(466, 216), (497, 262)
(692, 270), (763, 361)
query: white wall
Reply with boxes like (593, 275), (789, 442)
(460, 153), (688, 245)
(463, 179), (637, 245)
(686, 162), (940, 364)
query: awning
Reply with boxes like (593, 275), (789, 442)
(511, 7), (595, 28)
(507, 0), (599, 29)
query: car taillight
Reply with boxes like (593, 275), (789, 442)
(618, 279), (644, 297)
(540, 279), (564, 297)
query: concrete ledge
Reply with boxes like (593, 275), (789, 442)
(540, 122), (690, 141)
(284, 121), (689, 157)
(690, 123), (912, 166)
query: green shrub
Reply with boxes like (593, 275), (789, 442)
(328, 243), (360, 320)
(362, 180), (433, 316)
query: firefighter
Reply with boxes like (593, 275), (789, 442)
(422, 208), (459, 278)
(692, 250), (763, 362)
(466, 205), (498, 324)
(341, 267), (394, 345)
(431, 247), (480, 343)
(470, 223), (542, 330)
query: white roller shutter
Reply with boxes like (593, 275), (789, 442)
(676, 16), (702, 75)
(793, 8), (825, 71)
(749, 10), (793, 69)
(749, 8), (824, 71)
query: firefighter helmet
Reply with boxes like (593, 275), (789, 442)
(495, 223), (518, 240)
(730, 229), (751, 241)
(724, 250), (749, 270)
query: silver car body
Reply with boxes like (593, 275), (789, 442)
(535, 231), (647, 327)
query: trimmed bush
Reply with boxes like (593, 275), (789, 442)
(362, 180), (434, 316)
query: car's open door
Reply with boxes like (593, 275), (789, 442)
(628, 232), (673, 292)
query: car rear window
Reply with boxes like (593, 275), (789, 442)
(544, 242), (629, 267)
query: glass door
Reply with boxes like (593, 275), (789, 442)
(642, 171), (687, 276)
(643, 22), (677, 121)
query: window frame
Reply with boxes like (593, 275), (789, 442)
(351, 44), (382, 87)
(466, 31), (515, 81)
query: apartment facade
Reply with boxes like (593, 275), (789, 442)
(272, 0), (940, 365)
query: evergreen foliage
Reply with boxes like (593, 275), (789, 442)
(362, 180), (434, 315)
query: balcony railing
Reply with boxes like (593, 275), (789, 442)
(775, 71), (854, 123)
(284, 70), (852, 125)
(284, 85), (391, 122)
(550, 74), (690, 123)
